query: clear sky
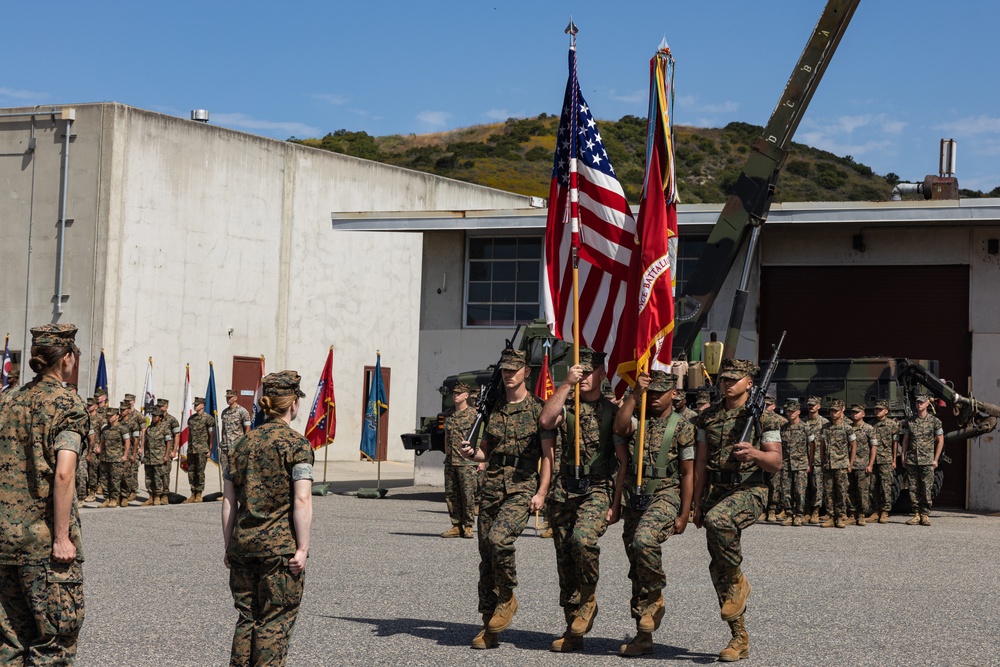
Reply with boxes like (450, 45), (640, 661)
(3, 1), (997, 191)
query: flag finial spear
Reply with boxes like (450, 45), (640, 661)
(565, 18), (578, 47)
(543, 339), (552, 350)
(658, 36), (671, 55)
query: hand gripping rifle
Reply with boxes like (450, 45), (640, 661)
(736, 331), (787, 446)
(466, 325), (523, 443)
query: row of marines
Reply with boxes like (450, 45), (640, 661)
(440, 347), (946, 661)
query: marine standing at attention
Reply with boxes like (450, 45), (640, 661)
(900, 390), (943, 526)
(692, 358), (783, 662)
(222, 371), (313, 667)
(185, 397), (214, 503)
(441, 382), (478, 539)
(0, 324), (88, 664)
(459, 349), (554, 650)
(868, 399), (899, 523)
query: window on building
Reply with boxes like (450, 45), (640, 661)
(676, 235), (713, 331)
(465, 235), (543, 328)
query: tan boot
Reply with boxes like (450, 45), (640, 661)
(461, 527), (474, 539)
(844, 515), (857, 526)
(905, 512), (921, 525)
(775, 510), (787, 521)
(84, 494), (96, 503)
(152, 495), (161, 506)
(440, 526), (461, 538)
(471, 628), (498, 649)
(619, 631), (654, 657)
(161, 494), (170, 505)
(856, 514), (867, 526)
(182, 494), (196, 504)
(119, 498), (129, 507)
(835, 516), (847, 529)
(719, 615), (750, 662)
(140, 497), (154, 507)
(550, 630), (583, 652)
(808, 510), (820, 524)
(488, 589), (518, 632)
(866, 512), (879, 522)
(792, 515), (803, 527)
(820, 517), (836, 528)
(569, 587), (598, 636)
(721, 572), (751, 621)
(98, 499), (112, 508)
(128, 492), (136, 502)
(780, 515), (794, 526)
(766, 510), (776, 523)
(878, 511), (889, 524)
(920, 513), (931, 526)
(539, 527), (553, 538)
(194, 492), (203, 502)
(637, 594), (665, 633)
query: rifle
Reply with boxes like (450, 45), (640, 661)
(465, 325), (523, 443)
(736, 331), (787, 446)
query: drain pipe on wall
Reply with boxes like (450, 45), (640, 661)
(55, 108), (75, 315)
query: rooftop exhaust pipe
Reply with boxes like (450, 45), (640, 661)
(890, 139), (959, 201)
(190, 109), (210, 123)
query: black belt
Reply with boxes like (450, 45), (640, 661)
(627, 462), (677, 480)
(709, 469), (764, 486)
(563, 463), (611, 478)
(491, 454), (538, 472)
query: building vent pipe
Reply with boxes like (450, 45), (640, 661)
(939, 138), (956, 177)
(191, 109), (210, 123)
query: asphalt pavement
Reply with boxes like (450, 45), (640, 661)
(75, 482), (999, 666)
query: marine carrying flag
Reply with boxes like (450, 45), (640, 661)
(613, 43), (680, 388)
(206, 363), (221, 465)
(178, 365), (193, 459)
(94, 350), (108, 395)
(1, 335), (11, 389)
(359, 353), (387, 462)
(250, 356), (266, 430)
(305, 347), (337, 450)
(543, 44), (638, 397)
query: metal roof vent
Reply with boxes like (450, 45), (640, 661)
(190, 109), (210, 123)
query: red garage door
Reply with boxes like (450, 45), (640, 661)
(759, 265), (970, 508)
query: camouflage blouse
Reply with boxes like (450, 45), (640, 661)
(851, 421), (878, 470)
(0, 378), (88, 565)
(780, 421), (813, 471)
(187, 411), (214, 454)
(481, 394), (551, 495)
(626, 409), (695, 494)
(697, 403), (783, 473)
(444, 406), (477, 466)
(100, 423), (131, 462)
(903, 413), (943, 466)
(143, 422), (172, 464)
(872, 417), (900, 464)
(226, 420), (314, 557)
(821, 421), (856, 470)
(559, 396), (619, 476)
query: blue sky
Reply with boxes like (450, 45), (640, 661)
(3, 1), (997, 191)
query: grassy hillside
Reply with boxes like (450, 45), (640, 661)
(290, 115), (995, 203)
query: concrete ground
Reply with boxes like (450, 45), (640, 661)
(75, 470), (998, 666)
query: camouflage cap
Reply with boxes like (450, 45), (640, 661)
(94, 387), (108, 397)
(718, 358), (758, 380)
(86, 397), (96, 407)
(914, 390), (932, 403)
(784, 399), (801, 412)
(262, 370), (306, 398)
(156, 398), (168, 407)
(119, 400), (130, 410)
(577, 347), (605, 373)
(452, 381), (471, 394)
(29, 323), (81, 353)
(647, 371), (677, 392)
(828, 398), (846, 411)
(108, 408), (121, 419)
(7, 369), (19, 382)
(874, 399), (890, 410)
(194, 396), (206, 406)
(849, 403), (866, 413)
(225, 389), (237, 398)
(150, 407), (163, 418)
(124, 393), (136, 402)
(805, 396), (822, 406)
(764, 395), (776, 406)
(695, 391), (712, 406)
(498, 349), (527, 371)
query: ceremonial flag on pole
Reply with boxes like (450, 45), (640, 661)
(1, 334), (11, 389)
(250, 355), (266, 430)
(543, 42), (638, 396)
(305, 347), (337, 450)
(613, 42), (680, 388)
(178, 365), (193, 459)
(359, 353), (387, 462)
(141, 357), (156, 426)
(534, 348), (556, 401)
(207, 363), (221, 465)
(94, 349), (108, 395)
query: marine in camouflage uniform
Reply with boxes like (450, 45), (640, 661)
(221, 390), (252, 469)
(801, 396), (829, 523)
(846, 404), (878, 525)
(84, 402), (105, 501)
(819, 399), (856, 528)
(0, 324), (88, 664)
(0, 369), (20, 409)
(76, 398), (97, 500)
(693, 358), (783, 663)
(186, 397), (215, 502)
(459, 349), (554, 649)
(869, 399), (900, 522)
(613, 371), (695, 657)
(673, 393), (699, 425)
(441, 382), (478, 538)
(156, 398), (182, 482)
(141, 409), (172, 506)
(120, 397), (144, 500)
(538, 349), (624, 652)
(763, 396), (788, 522)
(779, 400), (813, 525)
(901, 392), (944, 525)
(223, 371), (313, 667)
(99, 408), (133, 507)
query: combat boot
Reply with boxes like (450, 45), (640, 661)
(440, 526), (461, 538)
(550, 630), (583, 653)
(866, 512), (879, 522)
(461, 527), (474, 539)
(569, 586), (598, 636)
(619, 631), (653, 657)
(720, 572), (751, 621)
(119, 497), (129, 507)
(128, 492), (136, 502)
(905, 512), (921, 525)
(878, 511), (889, 524)
(856, 514), (867, 526)
(808, 510), (820, 524)
(637, 594), (665, 633)
(98, 499), (112, 508)
(844, 515), (857, 526)
(84, 494), (96, 503)
(182, 494), (196, 504)
(835, 516), (847, 529)
(766, 510), (776, 523)
(488, 589), (518, 632)
(792, 515), (803, 527)
(194, 492), (203, 502)
(152, 495), (161, 506)
(471, 613), (498, 650)
(539, 527), (553, 538)
(775, 510), (787, 521)
(920, 513), (931, 526)
(820, 517), (836, 528)
(780, 515), (794, 526)
(140, 497), (154, 507)
(719, 615), (750, 662)
(160, 494), (170, 505)
(96, 484), (103, 496)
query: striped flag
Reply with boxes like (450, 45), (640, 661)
(543, 45), (637, 396)
(305, 347), (337, 450)
(1, 335), (11, 389)
(178, 365), (193, 459)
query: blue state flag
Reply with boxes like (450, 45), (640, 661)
(94, 349), (109, 394)
(359, 353), (388, 461)
(206, 363), (221, 465)
(2, 335), (12, 389)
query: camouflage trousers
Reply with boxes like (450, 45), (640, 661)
(122, 456), (141, 495)
(621, 487), (679, 619)
(443, 464), (477, 529)
(86, 456), (100, 494)
(765, 470), (784, 513)
(229, 555), (303, 667)
(780, 468), (809, 517)
(551, 480), (611, 616)
(187, 452), (208, 493)
(808, 467), (830, 512)
(823, 468), (850, 519)
(0, 560), (85, 666)
(99, 461), (127, 501)
(477, 481), (532, 615)
(144, 463), (170, 497)
(701, 483), (766, 607)
(846, 470), (870, 517)
(871, 462), (895, 512)
(907, 464), (934, 514)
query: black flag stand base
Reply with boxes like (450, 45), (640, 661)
(201, 492), (222, 502)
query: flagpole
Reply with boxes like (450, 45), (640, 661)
(567, 20), (583, 475)
(635, 358), (649, 498)
(376, 350), (382, 491)
(323, 345), (332, 483)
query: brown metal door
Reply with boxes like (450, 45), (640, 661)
(362, 365), (391, 461)
(759, 264), (970, 507)
(232, 356), (264, 414)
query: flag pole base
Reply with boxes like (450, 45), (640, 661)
(357, 487), (387, 499)
(201, 492), (222, 502)
(165, 492), (186, 505)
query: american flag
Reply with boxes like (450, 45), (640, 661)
(543, 46), (637, 394)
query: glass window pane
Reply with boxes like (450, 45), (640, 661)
(469, 238), (492, 260)
(467, 305), (491, 326)
(493, 238), (517, 259)
(493, 262), (516, 281)
(468, 283), (491, 302)
(518, 237), (542, 258)
(517, 261), (539, 280)
(492, 282), (515, 303)
(515, 305), (540, 322)
(517, 282), (539, 303)
(468, 262), (491, 282)
(492, 305), (515, 325)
